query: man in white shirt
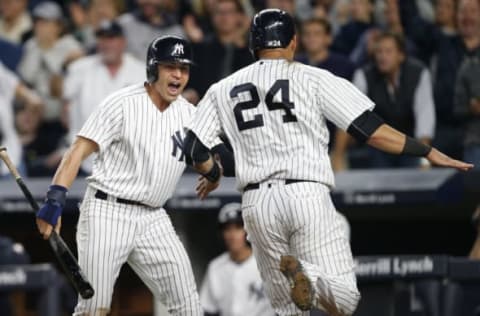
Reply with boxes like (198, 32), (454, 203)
(201, 203), (275, 316)
(63, 20), (144, 173)
(18, 1), (84, 121)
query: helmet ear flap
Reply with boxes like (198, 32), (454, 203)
(146, 59), (158, 83)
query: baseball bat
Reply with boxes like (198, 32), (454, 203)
(0, 147), (94, 299)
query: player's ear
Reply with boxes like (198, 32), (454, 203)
(289, 35), (298, 55)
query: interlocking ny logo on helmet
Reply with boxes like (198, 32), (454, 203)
(172, 43), (184, 56)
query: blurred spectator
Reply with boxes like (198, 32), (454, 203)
(314, 0), (351, 35)
(0, 0), (32, 44)
(15, 101), (66, 177)
(185, 0), (217, 43)
(332, 0), (374, 57)
(416, 0), (480, 160)
(266, 0), (295, 17)
(68, 0), (123, 50)
(185, 0), (253, 44)
(0, 61), (42, 177)
(0, 37), (22, 70)
(333, 32), (435, 169)
(434, 0), (457, 36)
(200, 203), (275, 316)
(188, 0), (253, 99)
(63, 20), (144, 174)
(454, 50), (480, 168)
(350, 0), (417, 67)
(117, 0), (185, 60)
(297, 18), (355, 80)
(18, 1), (84, 122)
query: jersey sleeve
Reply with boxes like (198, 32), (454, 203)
(200, 264), (219, 313)
(77, 93), (123, 151)
(318, 70), (375, 131)
(188, 85), (223, 149)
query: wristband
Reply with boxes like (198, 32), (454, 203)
(37, 185), (68, 226)
(202, 162), (221, 183)
(401, 136), (432, 157)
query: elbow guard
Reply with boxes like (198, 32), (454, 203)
(183, 130), (211, 165)
(347, 110), (384, 143)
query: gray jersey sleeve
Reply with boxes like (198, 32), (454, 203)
(77, 93), (124, 151)
(189, 85), (223, 148)
(318, 71), (375, 131)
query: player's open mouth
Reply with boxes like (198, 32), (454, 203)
(168, 83), (181, 94)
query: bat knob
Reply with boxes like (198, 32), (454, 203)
(80, 287), (95, 299)
(0, 146), (6, 152)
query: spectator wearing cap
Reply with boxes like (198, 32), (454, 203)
(18, 1), (84, 122)
(200, 203), (275, 316)
(63, 20), (144, 174)
(117, 0), (185, 60)
(0, 0), (32, 44)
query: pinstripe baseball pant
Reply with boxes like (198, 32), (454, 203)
(73, 187), (202, 316)
(241, 181), (360, 316)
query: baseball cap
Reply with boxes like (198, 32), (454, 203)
(218, 202), (243, 227)
(32, 1), (63, 21)
(95, 20), (124, 37)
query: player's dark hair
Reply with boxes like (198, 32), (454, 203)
(376, 31), (406, 54)
(302, 18), (332, 35)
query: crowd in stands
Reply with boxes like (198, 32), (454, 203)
(0, 0), (479, 178)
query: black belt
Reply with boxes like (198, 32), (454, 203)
(243, 179), (317, 192)
(94, 190), (149, 207)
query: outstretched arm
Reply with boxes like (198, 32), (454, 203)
(346, 110), (474, 171)
(366, 124), (473, 171)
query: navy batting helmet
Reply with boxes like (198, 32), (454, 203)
(249, 9), (296, 60)
(146, 36), (194, 83)
(218, 202), (243, 228)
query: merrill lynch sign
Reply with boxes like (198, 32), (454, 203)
(354, 255), (446, 279)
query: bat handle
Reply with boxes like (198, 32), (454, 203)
(0, 147), (21, 179)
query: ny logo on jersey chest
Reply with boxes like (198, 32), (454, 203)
(171, 130), (185, 161)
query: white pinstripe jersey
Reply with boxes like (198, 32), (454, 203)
(190, 59), (375, 190)
(78, 83), (194, 207)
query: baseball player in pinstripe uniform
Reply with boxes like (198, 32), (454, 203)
(34, 36), (215, 316)
(200, 202), (275, 316)
(184, 9), (474, 316)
